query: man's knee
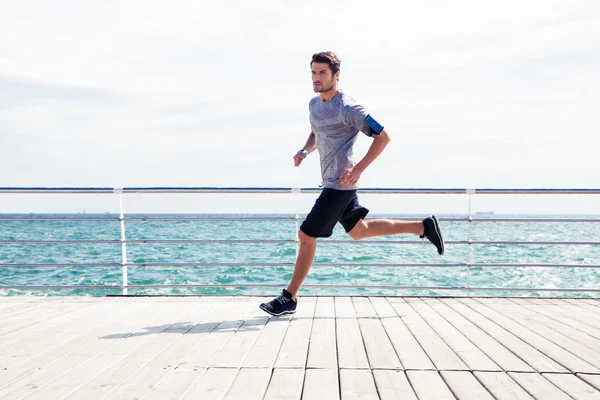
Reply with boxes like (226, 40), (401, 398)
(298, 229), (317, 246)
(348, 221), (367, 240)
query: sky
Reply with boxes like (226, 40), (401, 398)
(1, 0), (599, 214)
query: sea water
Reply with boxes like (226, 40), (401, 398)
(0, 214), (598, 298)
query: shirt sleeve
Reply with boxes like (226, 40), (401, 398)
(342, 102), (373, 136)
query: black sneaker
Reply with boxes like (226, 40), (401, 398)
(421, 215), (445, 255)
(259, 289), (297, 316)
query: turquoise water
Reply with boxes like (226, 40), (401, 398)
(0, 214), (599, 297)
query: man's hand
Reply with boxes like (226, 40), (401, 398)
(293, 152), (307, 167)
(340, 166), (363, 186)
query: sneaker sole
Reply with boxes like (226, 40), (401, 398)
(259, 304), (297, 316)
(431, 215), (445, 256)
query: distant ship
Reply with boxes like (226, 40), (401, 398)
(475, 211), (495, 215)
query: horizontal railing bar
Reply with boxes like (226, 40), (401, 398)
(124, 284), (600, 292)
(469, 241), (600, 245)
(1, 187), (600, 195)
(125, 217), (297, 221)
(0, 217), (120, 222)
(125, 239), (298, 244)
(0, 263), (123, 267)
(128, 262), (600, 268)
(318, 240), (600, 246)
(469, 263), (600, 268)
(130, 262), (460, 267)
(3, 216), (599, 223)
(2, 239), (598, 246)
(116, 216), (600, 223)
(468, 218), (600, 223)
(0, 285), (121, 290)
(1, 284), (599, 292)
(0, 240), (121, 245)
(2, 263), (598, 269)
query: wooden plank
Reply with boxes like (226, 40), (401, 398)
(181, 367), (238, 400)
(370, 298), (435, 370)
(427, 298), (535, 372)
(0, 303), (152, 382)
(352, 298), (402, 370)
(0, 303), (110, 350)
(465, 298), (599, 373)
(473, 371), (534, 400)
(0, 302), (50, 321)
(543, 373), (600, 399)
(441, 371), (495, 399)
(0, 303), (109, 369)
(274, 297), (316, 369)
(306, 318), (337, 369)
(171, 301), (256, 370)
(143, 368), (207, 400)
(0, 302), (154, 399)
(314, 296), (335, 318)
(409, 298), (501, 372)
(0, 298), (62, 313)
(222, 368), (272, 400)
(97, 303), (235, 400)
(578, 374), (600, 391)
(498, 299), (600, 368)
(242, 315), (292, 368)
(515, 300), (600, 341)
(210, 307), (270, 367)
(406, 370), (456, 400)
(334, 297), (356, 319)
(263, 368), (304, 400)
(563, 298), (600, 306)
(307, 298), (337, 369)
(389, 299), (468, 371)
(549, 301), (600, 327)
(334, 297), (369, 369)
(556, 303), (600, 328)
(372, 370), (418, 400)
(10, 301), (202, 400)
(565, 299), (600, 307)
(0, 302), (87, 338)
(508, 372), (572, 400)
(302, 369), (339, 400)
(442, 299), (568, 373)
(340, 369), (378, 400)
(57, 301), (217, 400)
(132, 300), (258, 400)
(526, 298), (562, 306)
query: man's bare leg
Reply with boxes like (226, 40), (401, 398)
(286, 230), (317, 300)
(348, 217), (445, 255)
(348, 219), (424, 240)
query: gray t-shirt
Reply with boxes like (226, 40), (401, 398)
(309, 92), (374, 190)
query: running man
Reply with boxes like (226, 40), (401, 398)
(260, 51), (444, 316)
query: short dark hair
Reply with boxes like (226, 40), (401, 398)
(311, 51), (341, 75)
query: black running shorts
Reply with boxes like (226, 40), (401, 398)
(300, 189), (369, 238)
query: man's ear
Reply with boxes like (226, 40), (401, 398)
(335, 71), (340, 81)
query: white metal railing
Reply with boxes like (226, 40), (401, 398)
(0, 187), (599, 296)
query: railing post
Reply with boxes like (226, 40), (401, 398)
(116, 189), (128, 295)
(466, 189), (475, 295)
(292, 188), (301, 259)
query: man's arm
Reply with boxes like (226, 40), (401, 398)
(294, 131), (317, 167)
(340, 129), (391, 186)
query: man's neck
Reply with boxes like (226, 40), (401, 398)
(319, 85), (339, 102)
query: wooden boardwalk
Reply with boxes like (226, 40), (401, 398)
(0, 296), (599, 399)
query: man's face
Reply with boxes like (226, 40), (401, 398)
(311, 62), (338, 92)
